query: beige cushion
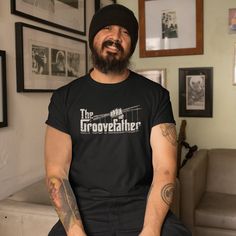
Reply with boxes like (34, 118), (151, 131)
(206, 149), (236, 195)
(8, 180), (51, 205)
(195, 192), (236, 230)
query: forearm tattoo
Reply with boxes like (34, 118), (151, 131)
(47, 177), (81, 233)
(160, 123), (177, 146)
(161, 183), (175, 206)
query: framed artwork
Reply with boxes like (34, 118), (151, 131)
(138, 0), (203, 57)
(0, 51), (7, 128)
(228, 8), (236, 34)
(15, 22), (88, 92)
(179, 67), (213, 117)
(95, 0), (116, 11)
(234, 43), (236, 85)
(11, 0), (86, 35)
(136, 69), (166, 88)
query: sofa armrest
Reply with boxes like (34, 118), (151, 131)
(179, 149), (208, 230)
(0, 199), (58, 236)
(0, 180), (58, 236)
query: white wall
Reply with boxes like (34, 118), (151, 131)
(0, 0), (236, 200)
(120, 0), (236, 149)
(0, 1), (94, 200)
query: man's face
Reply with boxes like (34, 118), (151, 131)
(91, 25), (132, 74)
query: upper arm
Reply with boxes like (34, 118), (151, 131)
(150, 123), (177, 176)
(44, 125), (72, 178)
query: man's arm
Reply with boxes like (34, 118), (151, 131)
(45, 126), (87, 236)
(139, 123), (177, 236)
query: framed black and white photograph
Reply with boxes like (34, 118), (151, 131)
(136, 69), (166, 88)
(139, 0), (203, 57)
(11, 0), (86, 35)
(95, 0), (116, 12)
(15, 22), (87, 92)
(0, 51), (7, 128)
(179, 67), (213, 117)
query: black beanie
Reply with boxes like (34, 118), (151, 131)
(89, 4), (139, 56)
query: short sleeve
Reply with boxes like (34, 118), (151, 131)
(151, 88), (175, 127)
(45, 88), (69, 134)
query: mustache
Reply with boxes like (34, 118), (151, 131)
(102, 40), (123, 52)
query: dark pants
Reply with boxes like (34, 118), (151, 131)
(49, 190), (191, 236)
(49, 211), (191, 236)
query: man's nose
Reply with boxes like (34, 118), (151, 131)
(110, 27), (122, 42)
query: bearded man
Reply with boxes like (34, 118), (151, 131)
(45, 4), (191, 236)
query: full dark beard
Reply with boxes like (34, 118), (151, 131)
(91, 40), (131, 74)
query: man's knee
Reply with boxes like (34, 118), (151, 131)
(48, 220), (66, 236)
(161, 211), (192, 236)
(161, 225), (192, 236)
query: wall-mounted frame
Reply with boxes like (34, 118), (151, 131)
(11, 0), (86, 35)
(95, 0), (116, 12)
(138, 0), (203, 57)
(234, 43), (236, 85)
(179, 67), (213, 117)
(136, 69), (166, 88)
(15, 22), (87, 92)
(0, 51), (7, 128)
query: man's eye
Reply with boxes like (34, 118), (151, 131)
(122, 30), (130, 35)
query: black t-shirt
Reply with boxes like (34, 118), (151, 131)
(46, 71), (175, 198)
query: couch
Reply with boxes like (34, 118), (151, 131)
(180, 149), (236, 236)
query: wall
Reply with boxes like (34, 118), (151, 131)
(119, 0), (236, 149)
(0, 0), (236, 200)
(0, 1), (94, 200)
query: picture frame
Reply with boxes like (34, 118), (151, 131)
(179, 67), (213, 117)
(0, 50), (7, 128)
(138, 0), (204, 57)
(228, 8), (236, 34)
(95, 0), (116, 12)
(136, 69), (166, 88)
(11, 0), (86, 35)
(15, 22), (88, 92)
